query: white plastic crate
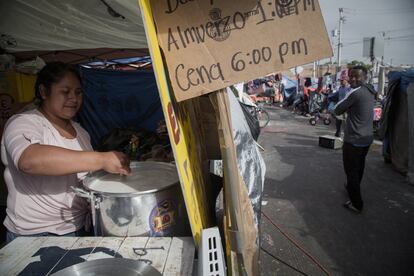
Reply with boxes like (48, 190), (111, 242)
(198, 227), (226, 276)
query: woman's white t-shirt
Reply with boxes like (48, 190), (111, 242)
(1, 109), (93, 235)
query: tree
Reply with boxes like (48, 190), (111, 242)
(347, 60), (373, 70)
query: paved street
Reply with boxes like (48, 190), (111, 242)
(258, 106), (414, 276)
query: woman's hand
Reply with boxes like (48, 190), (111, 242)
(100, 151), (131, 175)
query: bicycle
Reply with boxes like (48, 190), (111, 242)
(255, 102), (270, 128)
(237, 90), (271, 129)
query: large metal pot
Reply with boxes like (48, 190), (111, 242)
(51, 258), (161, 276)
(74, 161), (191, 237)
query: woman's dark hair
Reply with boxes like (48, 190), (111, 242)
(34, 62), (81, 105)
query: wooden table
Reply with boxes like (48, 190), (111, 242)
(0, 236), (195, 275)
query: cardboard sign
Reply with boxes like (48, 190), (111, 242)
(150, 0), (332, 102)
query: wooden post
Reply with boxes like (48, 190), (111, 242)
(209, 90), (259, 276)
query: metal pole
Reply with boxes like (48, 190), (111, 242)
(295, 67), (299, 95)
(316, 60), (320, 78)
(370, 37), (375, 84)
(378, 66), (385, 97)
(331, 29), (337, 66)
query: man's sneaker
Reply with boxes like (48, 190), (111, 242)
(343, 200), (362, 214)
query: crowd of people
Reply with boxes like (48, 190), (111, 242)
(244, 69), (380, 134)
(245, 66), (379, 214)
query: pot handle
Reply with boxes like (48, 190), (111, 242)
(72, 187), (92, 199)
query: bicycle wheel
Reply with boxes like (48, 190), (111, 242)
(309, 118), (316, 125)
(257, 108), (270, 128)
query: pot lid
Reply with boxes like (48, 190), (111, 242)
(83, 161), (179, 194)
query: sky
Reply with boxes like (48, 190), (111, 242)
(319, 0), (414, 66)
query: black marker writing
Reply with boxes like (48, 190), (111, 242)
(226, 38), (309, 74)
(279, 38), (308, 63)
(175, 62), (224, 92)
(165, 0), (195, 14)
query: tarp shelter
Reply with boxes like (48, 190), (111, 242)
(281, 75), (298, 105)
(379, 69), (414, 184)
(0, 0), (149, 63)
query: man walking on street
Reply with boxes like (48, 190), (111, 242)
(334, 65), (376, 213)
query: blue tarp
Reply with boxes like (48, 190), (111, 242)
(281, 75), (298, 105)
(282, 75), (297, 90)
(388, 68), (414, 93)
(85, 56), (152, 66)
(77, 67), (164, 148)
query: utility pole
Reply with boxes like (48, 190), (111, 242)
(337, 8), (344, 72)
(370, 37), (376, 83)
(331, 29), (338, 66)
(380, 31), (385, 66)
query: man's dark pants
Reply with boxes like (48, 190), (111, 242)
(335, 119), (342, 136)
(343, 142), (370, 210)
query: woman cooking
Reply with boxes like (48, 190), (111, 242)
(1, 62), (131, 243)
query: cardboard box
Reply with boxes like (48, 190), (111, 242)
(319, 135), (343, 149)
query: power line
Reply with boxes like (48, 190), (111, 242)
(341, 36), (414, 49)
(385, 34), (414, 40)
(341, 35), (414, 46)
(380, 27), (414, 34)
(342, 7), (414, 13)
(342, 10), (414, 17)
(386, 38), (414, 42)
(342, 41), (363, 47)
